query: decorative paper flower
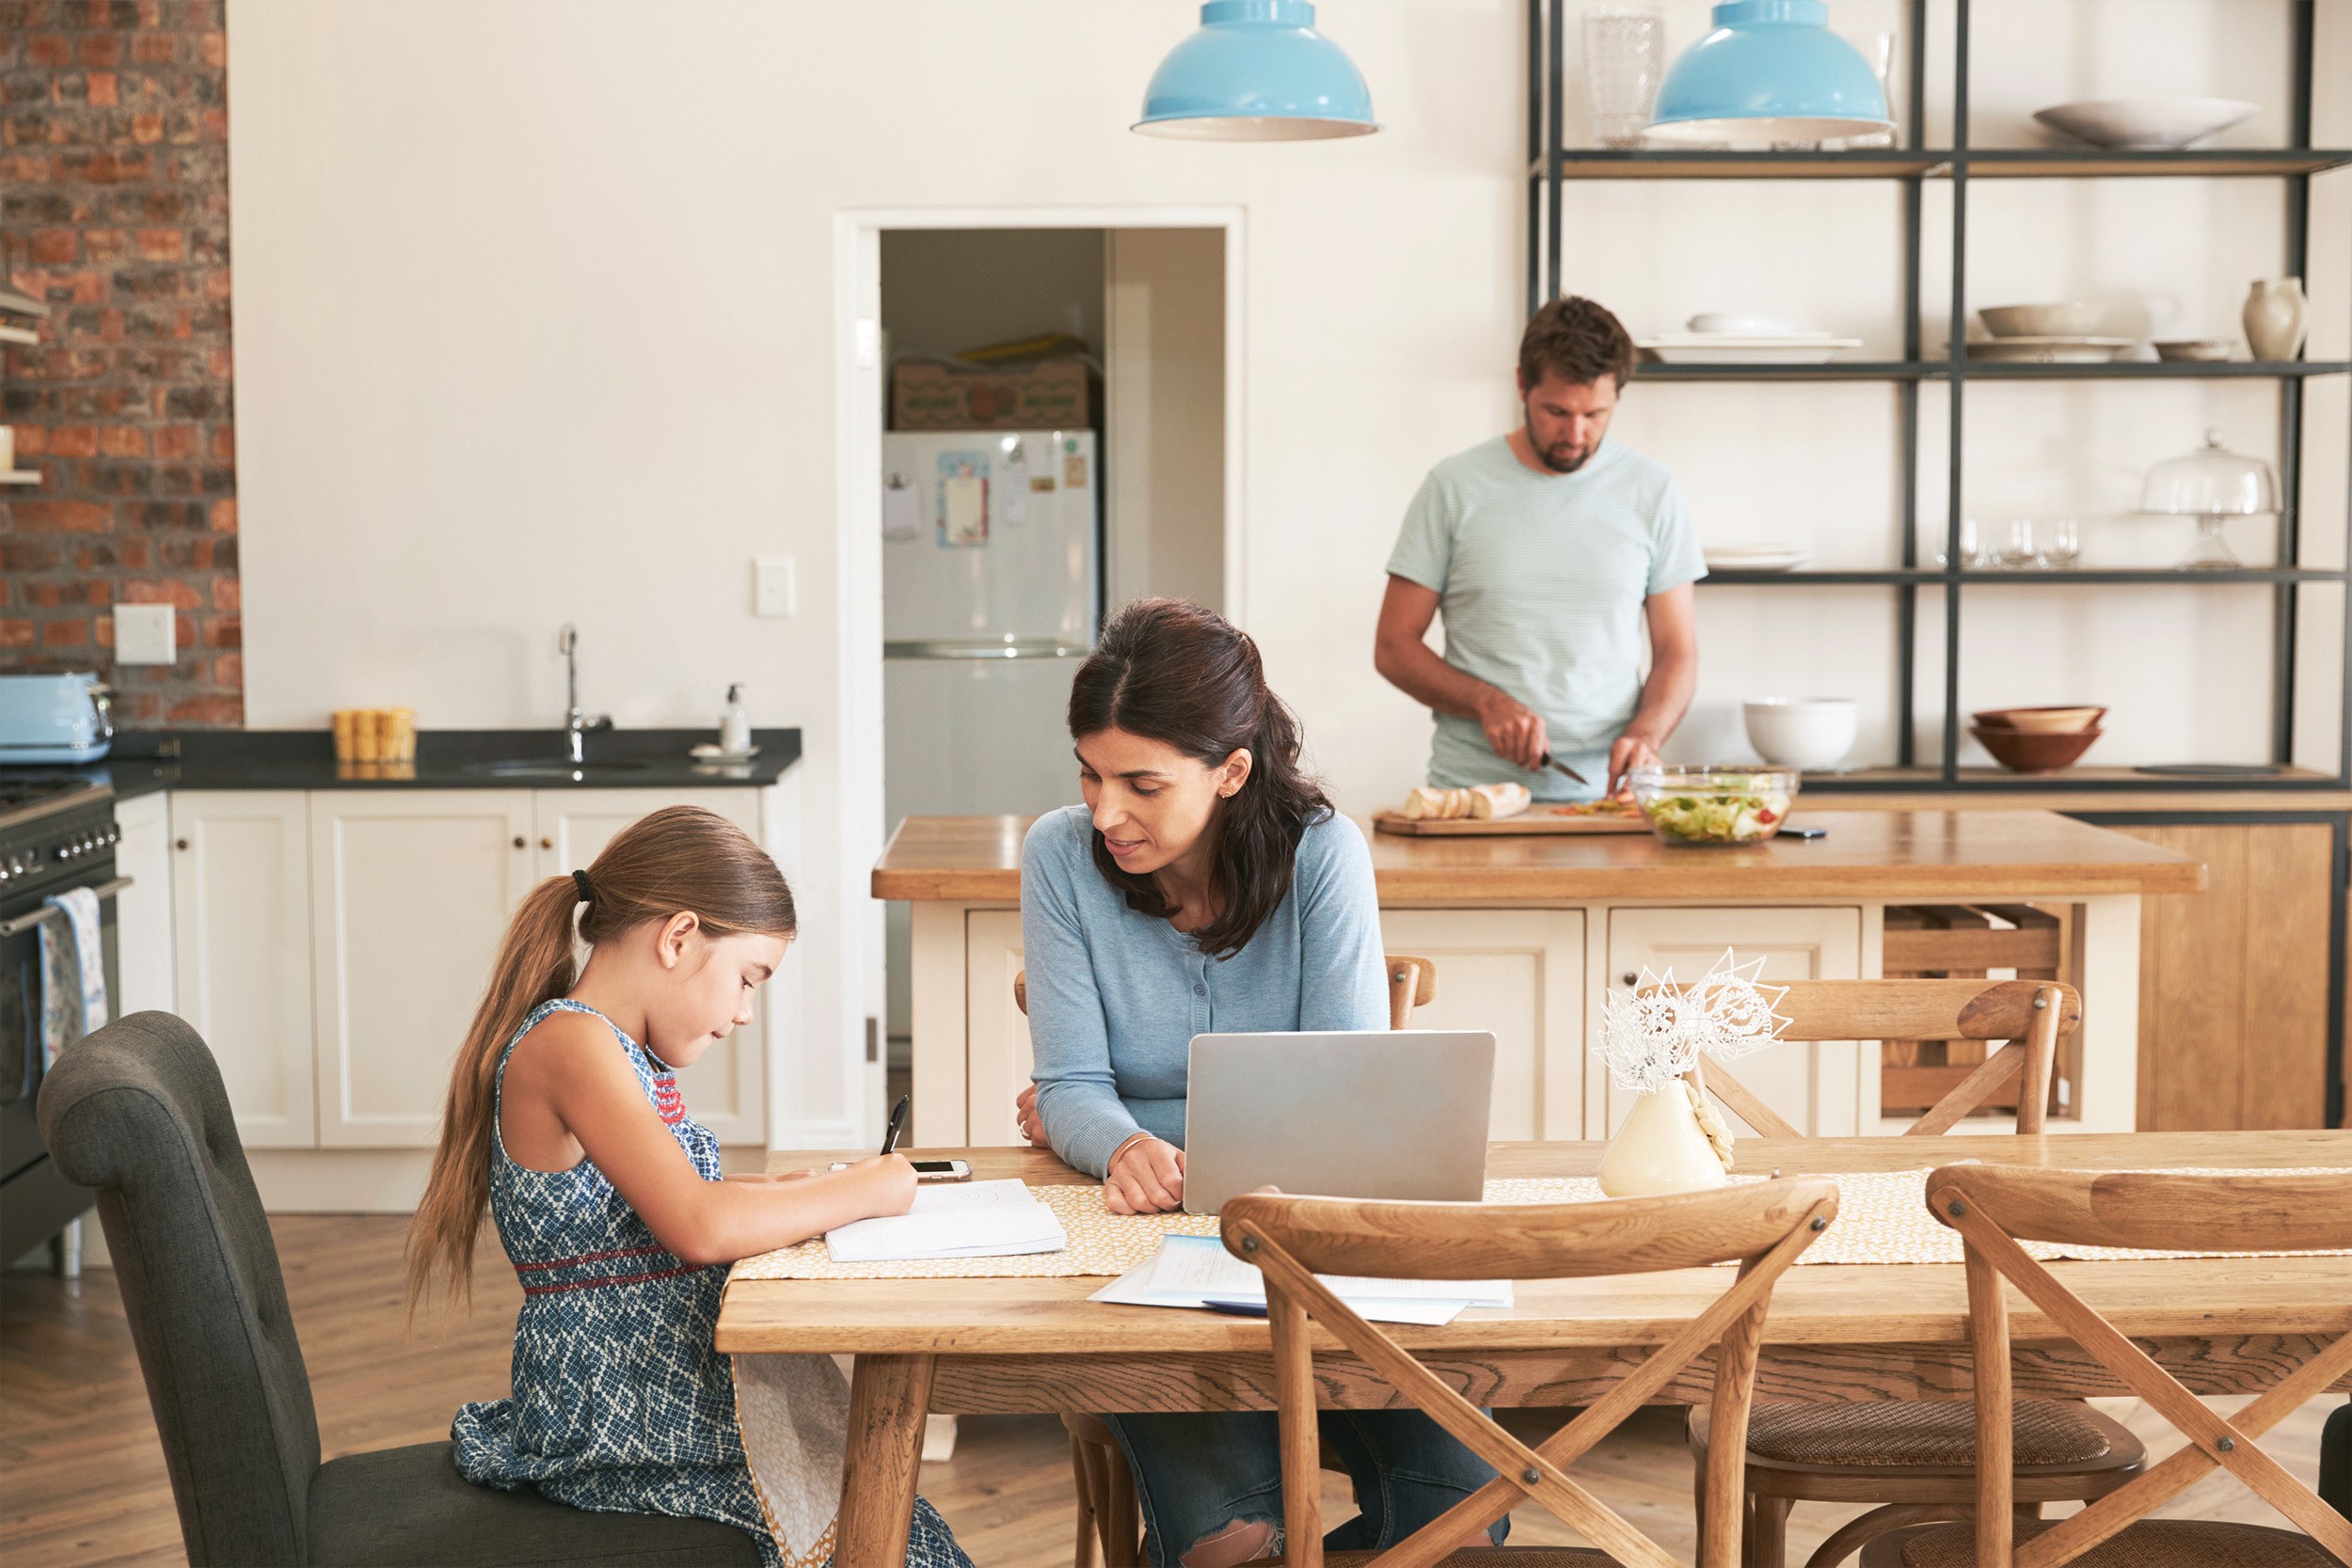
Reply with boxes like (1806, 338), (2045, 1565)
(1595, 948), (1790, 1095)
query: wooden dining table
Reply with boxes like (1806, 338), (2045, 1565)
(715, 1131), (2352, 1564)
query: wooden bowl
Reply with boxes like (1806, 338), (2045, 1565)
(1972, 724), (2102, 773)
(1972, 705), (2106, 734)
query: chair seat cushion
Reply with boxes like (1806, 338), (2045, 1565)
(306, 1441), (765, 1567)
(1744, 1398), (2120, 1469)
(1901, 1518), (2337, 1568)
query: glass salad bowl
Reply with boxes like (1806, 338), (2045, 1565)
(1628, 766), (1800, 847)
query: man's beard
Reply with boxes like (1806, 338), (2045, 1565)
(1534, 438), (1595, 474)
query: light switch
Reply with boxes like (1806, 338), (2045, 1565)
(753, 556), (796, 618)
(114, 604), (176, 665)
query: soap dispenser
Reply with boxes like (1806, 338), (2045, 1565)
(720, 684), (752, 754)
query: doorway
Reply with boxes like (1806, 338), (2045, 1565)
(834, 210), (1242, 1127)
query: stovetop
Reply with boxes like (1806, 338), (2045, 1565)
(0, 777), (109, 837)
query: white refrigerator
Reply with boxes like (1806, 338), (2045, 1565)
(882, 428), (1100, 1042)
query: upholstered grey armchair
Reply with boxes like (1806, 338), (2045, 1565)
(36, 1011), (762, 1567)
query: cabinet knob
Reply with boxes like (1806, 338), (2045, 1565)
(512, 835), (527, 849)
(540, 836), (554, 850)
(175, 837), (189, 851)
(1622, 971), (1638, 986)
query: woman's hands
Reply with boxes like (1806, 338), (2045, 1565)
(1013, 1083), (1053, 1149)
(1104, 1134), (1186, 1214)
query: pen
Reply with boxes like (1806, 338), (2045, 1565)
(1200, 1299), (1270, 1318)
(880, 1094), (910, 1156)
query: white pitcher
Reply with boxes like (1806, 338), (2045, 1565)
(2243, 277), (2308, 361)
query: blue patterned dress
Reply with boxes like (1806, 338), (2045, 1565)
(453, 1000), (969, 1568)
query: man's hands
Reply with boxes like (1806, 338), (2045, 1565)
(1607, 729), (1663, 797)
(1104, 1134), (1186, 1214)
(1476, 689), (1549, 771)
(1013, 1083), (1052, 1149)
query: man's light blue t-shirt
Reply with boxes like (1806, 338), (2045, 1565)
(1020, 803), (1389, 1178)
(1386, 436), (1705, 798)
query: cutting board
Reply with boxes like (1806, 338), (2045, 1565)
(1371, 809), (1653, 837)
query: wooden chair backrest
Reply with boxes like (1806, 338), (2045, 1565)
(1221, 1179), (1838, 1568)
(1644, 977), (2079, 1140)
(1927, 1162), (2352, 1568)
(1015, 955), (1439, 1029)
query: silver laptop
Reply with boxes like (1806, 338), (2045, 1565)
(1181, 1030), (1496, 1215)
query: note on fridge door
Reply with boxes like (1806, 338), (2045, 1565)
(882, 477), (920, 539)
(999, 436), (1030, 525)
(938, 451), (989, 547)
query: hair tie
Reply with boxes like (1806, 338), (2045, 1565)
(571, 869), (594, 904)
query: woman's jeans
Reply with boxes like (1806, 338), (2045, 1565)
(1104, 1409), (1508, 1565)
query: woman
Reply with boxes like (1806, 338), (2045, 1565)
(1014, 597), (1504, 1568)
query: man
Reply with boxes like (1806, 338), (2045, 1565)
(1375, 295), (1701, 799)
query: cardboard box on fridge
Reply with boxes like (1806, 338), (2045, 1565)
(891, 356), (1097, 431)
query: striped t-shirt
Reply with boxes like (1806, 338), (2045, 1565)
(1386, 435), (1704, 797)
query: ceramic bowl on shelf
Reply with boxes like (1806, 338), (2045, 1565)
(1742, 698), (1859, 770)
(1973, 705), (2106, 734)
(2154, 339), (2239, 361)
(1972, 724), (2102, 773)
(1963, 336), (2134, 363)
(1686, 311), (1802, 336)
(1627, 766), (1801, 847)
(1980, 302), (2104, 339)
(2031, 97), (2258, 150)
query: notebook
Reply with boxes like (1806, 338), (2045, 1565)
(822, 1178), (1067, 1263)
(1088, 1234), (1513, 1326)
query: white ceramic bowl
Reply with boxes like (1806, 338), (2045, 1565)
(2031, 97), (2257, 150)
(1979, 302), (2104, 339)
(1686, 311), (1801, 336)
(1742, 697), (1859, 769)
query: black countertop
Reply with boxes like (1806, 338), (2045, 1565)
(5, 728), (802, 800)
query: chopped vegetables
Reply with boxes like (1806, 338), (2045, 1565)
(1629, 769), (1798, 846)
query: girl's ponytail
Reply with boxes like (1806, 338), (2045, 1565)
(405, 803), (797, 1307)
(406, 875), (583, 1307)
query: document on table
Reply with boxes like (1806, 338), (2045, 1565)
(1089, 1234), (1512, 1326)
(823, 1179), (1066, 1263)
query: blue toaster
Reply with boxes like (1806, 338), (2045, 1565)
(0, 672), (115, 764)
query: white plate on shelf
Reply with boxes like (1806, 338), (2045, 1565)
(1963, 336), (2135, 363)
(689, 744), (759, 761)
(1704, 546), (1812, 573)
(1639, 336), (1863, 365)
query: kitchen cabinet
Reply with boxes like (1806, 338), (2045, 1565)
(1376, 910), (1586, 1141)
(111, 792), (174, 1018)
(1603, 907), (1865, 1136)
(309, 792), (537, 1148)
(170, 791), (315, 1148)
(530, 789), (767, 1146)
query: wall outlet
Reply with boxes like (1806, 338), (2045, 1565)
(114, 603), (177, 665)
(754, 556), (796, 618)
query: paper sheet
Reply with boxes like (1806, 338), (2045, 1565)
(882, 480), (919, 539)
(1149, 1235), (1513, 1307)
(824, 1180), (1066, 1263)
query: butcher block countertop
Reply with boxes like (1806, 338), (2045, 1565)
(872, 810), (2204, 903)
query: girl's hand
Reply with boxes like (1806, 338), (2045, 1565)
(849, 1152), (919, 1217)
(1104, 1136), (1185, 1215)
(1013, 1083), (1052, 1149)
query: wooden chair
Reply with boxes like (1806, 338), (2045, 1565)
(1028, 955), (1441, 1566)
(1676, 979), (2147, 1568)
(1899, 1163), (2352, 1567)
(1225, 1176), (1838, 1566)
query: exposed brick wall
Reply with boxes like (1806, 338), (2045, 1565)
(1, 0), (240, 726)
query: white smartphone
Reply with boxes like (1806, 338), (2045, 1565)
(827, 1157), (973, 1181)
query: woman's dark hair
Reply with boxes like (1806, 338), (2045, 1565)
(1069, 597), (1332, 958)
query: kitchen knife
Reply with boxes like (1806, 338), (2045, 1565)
(1537, 752), (1587, 785)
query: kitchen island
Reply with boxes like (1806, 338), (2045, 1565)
(877, 810), (2202, 1148)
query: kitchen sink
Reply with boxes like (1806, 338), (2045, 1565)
(459, 759), (658, 780)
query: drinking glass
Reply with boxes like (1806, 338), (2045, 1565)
(1582, 8), (1666, 150)
(1997, 517), (2042, 569)
(2041, 517), (2081, 567)
(1935, 516), (1979, 569)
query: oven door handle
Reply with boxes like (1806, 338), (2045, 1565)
(0, 875), (133, 939)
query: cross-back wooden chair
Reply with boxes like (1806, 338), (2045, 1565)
(1671, 978), (2143, 1568)
(1900, 1163), (2352, 1568)
(1025, 955), (1442, 1565)
(1222, 1177), (1839, 1567)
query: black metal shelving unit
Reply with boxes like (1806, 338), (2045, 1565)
(1528, 0), (2352, 795)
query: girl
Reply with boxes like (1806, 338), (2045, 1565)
(1014, 599), (1505, 1568)
(408, 804), (969, 1568)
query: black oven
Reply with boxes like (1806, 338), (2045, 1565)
(0, 780), (123, 1268)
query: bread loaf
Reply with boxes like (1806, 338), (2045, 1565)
(1466, 783), (1532, 820)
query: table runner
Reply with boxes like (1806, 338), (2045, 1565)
(726, 1167), (2352, 1285)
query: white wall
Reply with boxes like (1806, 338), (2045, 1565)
(1106, 226), (1227, 611)
(223, 1), (2348, 1138)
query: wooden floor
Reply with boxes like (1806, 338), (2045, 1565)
(2, 1215), (2336, 1566)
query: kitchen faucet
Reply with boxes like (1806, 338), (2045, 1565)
(559, 624), (612, 764)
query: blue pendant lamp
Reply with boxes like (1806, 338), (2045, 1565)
(1647, 0), (1891, 145)
(1135, 0), (1377, 141)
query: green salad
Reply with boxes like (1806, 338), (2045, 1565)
(1637, 782), (1794, 845)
